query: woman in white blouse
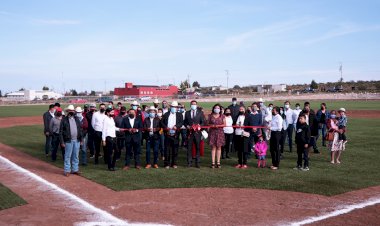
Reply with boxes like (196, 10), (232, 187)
(234, 106), (247, 168)
(222, 108), (234, 159)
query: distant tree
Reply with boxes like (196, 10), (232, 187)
(0, 90), (2, 97)
(42, 86), (49, 91)
(70, 89), (78, 96)
(192, 81), (200, 88)
(310, 80), (318, 89)
(180, 80), (190, 93)
(90, 90), (96, 96)
(19, 88), (25, 91)
(233, 85), (241, 89)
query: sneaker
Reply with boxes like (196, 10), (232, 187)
(90, 155), (95, 159)
(234, 164), (242, 169)
(241, 165), (248, 169)
(136, 165), (141, 170)
(165, 166), (170, 169)
(145, 164), (151, 169)
(123, 166), (130, 170)
(302, 167), (310, 171)
(153, 164), (159, 169)
(293, 166), (302, 170)
(172, 165), (178, 169)
(63, 172), (70, 177)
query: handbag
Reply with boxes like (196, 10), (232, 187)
(201, 130), (208, 140)
(325, 131), (334, 141)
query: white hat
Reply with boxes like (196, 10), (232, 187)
(338, 108), (346, 112)
(153, 99), (159, 104)
(75, 106), (83, 113)
(170, 101), (179, 107)
(148, 106), (157, 112)
(66, 105), (75, 111)
(258, 98), (264, 102)
(132, 100), (139, 106)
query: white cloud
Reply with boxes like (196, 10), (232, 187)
(33, 19), (81, 25)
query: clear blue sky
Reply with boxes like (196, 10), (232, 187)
(1, 0), (379, 93)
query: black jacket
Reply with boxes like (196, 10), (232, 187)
(297, 109), (318, 136)
(184, 109), (205, 127)
(227, 104), (240, 124)
(43, 111), (53, 133)
(85, 111), (95, 133)
(121, 117), (143, 143)
(244, 112), (263, 135)
(59, 116), (83, 144)
(143, 117), (161, 139)
(295, 123), (311, 145)
(161, 112), (184, 137)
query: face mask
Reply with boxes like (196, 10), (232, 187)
(225, 113), (231, 116)
(110, 114), (115, 117)
(191, 105), (197, 111)
(253, 107), (258, 112)
(129, 114), (135, 119)
(178, 108), (184, 113)
(284, 104), (290, 109)
(120, 111), (126, 115)
(76, 113), (82, 118)
(154, 104), (158, 108)
(296, 106), (300, 110)
(56, 112), (62, 117)
(157, 113), (163, 117)
(162, 103), (167, 108)
(100, 109), (105, 113)
(232, 101), (237, 105)
(330, 114), (336, 119)
(132, 106), (138, 110)
(268, 107), (273, 111)
(170, 107), (177, 113)
(239, 111), (245, 115)
(149, 112), (156, 118)
(108, 105), (113, 109)
(214, 108), (220, 114)
(280, 110), (284, 115)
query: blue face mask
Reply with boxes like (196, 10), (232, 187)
(330, 114), (336, 119)
(191, 105), (197, 111)
(149, 112), (156, 118)
(132, 105), (138, 110)
(170, 107), (177, 113)
(178, 108), (184, 113)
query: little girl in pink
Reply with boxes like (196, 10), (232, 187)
(254, 134), (268, 168)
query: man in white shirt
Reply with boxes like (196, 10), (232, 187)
(91, 103), (107, 164)
(102, 108), (122, 171)
(293, 103), (302, 129)
(284, 101), (295, 152)
(269, 107), (283, 170)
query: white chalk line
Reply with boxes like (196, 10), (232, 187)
(287, 197), (380, 226)
(0, 155), (168, 226)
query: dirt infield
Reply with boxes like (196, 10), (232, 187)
(0, 142), (379, 226)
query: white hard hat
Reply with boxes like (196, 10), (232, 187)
(66, 105), (75, 111)
(170, 101), (179, 107)
(132, 100), (139, 106)
(338, 108), (346, 112)
(258, 98), (264, 102)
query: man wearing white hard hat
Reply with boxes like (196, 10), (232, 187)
(153, 99), (159, 109)
(143, 106), (161, 169)
(60, 105), (83, 177)
(160, 101), (184, 169)
(76, 106), (89, 166)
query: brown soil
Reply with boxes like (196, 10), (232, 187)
(0, 116), (42, 128)
(0, 143), (379, 226)
(346, 110), (380, 119)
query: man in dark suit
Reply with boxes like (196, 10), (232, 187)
(43, 104), (56, 157)
(160, 101), (183, 169)
(121, 108), (143, 169)
(227, 97), (240, 124)
(143, 106), (161, 168)
(184, 100), (205, 168)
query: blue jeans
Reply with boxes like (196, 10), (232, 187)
(259, 155), (266, 160)
(317, 123), (327, 145)
(159, 134), (165, 157)
(64, 140), (80, 173)
(286, 124), (294, 151)
(146, 136), (159, 165)
(80, 134), (88, 165)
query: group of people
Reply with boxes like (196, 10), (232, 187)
(42, 97), (348, 176)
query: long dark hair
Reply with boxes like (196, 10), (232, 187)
(211, 103), (222, 115)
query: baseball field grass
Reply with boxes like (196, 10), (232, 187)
(0, 117), (379, 196)
(0, 183), (26, 210)
(0, 100), (379, 118)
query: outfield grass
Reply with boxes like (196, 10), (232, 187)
(0, 118), (379, 196)
(0, 183), (26, 210)
(0, 100), (379, 118)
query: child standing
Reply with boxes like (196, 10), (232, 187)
(295, 114), (311, 171)
(337, 108), (348, 149)
(254, 134), (267, 168)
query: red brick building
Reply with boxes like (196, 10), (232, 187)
(114, 82), (178, 97)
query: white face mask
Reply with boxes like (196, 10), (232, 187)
(284, 104), (290, 109)
(296, 106), (300, 110)
(76, 113), (82, 118)
(157, 113), (163, 117)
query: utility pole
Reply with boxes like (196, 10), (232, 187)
(225, 70), (229, 94)
(339, 62), (343, 82)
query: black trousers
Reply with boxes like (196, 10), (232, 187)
(51, 133), (64, 161)
(106, 137), (117, 169)
(165, 135), (179, 167)
(223, 133), (233, 157)
(116, 136), (125, 160)
(297, 143), (309, 168)
(270, 131), (281, 167)
(187, 132), (201, 165)
(279, 129), (286, 153)
(234, 135), (246, 165)
(125, 138), (141, 167)
(286, 124), (294, 151)
(94, 131), (107, 164)
(87, 131), (95, 156)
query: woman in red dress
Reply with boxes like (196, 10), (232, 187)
(208, 104), (226, 168)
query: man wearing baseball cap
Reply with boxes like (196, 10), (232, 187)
(60, 105), (83, 176)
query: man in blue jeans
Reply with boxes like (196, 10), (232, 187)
(143, 106), (161, 168)
(60, 105), (83, 177)
(316, 103), (330, 147)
